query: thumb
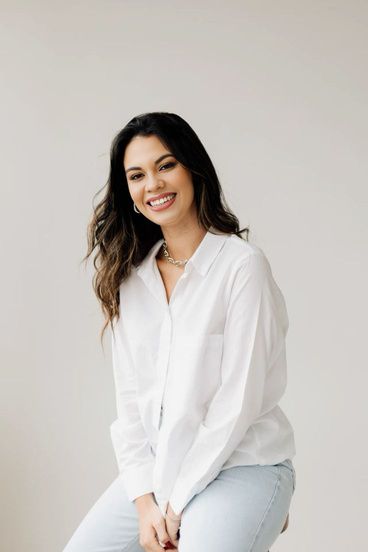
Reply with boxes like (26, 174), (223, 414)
(156, 526), (171, 547)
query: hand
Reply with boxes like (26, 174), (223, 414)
(164, 503), (182, 549)
(135, 495), (177, 551)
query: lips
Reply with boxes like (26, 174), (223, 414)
(147, 193), (177, 211)
(146, 192), (177, 204)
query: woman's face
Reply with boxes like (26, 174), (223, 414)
(123, 134), (197, 229)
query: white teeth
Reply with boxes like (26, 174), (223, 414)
(149, 193), (175, 206)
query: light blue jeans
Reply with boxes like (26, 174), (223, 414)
(62, 459), (296, 552)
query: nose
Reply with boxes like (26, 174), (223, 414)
(145, 174), (164, 192)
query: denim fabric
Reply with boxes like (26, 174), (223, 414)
(62, 459), (296, 552)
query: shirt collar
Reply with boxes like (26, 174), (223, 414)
(136, 228), (230, 281)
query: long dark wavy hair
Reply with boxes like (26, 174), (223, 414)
(82, 111), (249, 344)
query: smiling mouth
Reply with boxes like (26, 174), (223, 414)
(147, 193), (177, 208)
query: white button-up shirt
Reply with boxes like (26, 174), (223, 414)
(110, 229), (296, 517)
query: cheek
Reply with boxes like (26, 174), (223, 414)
(127, 184), (142, 203)
(176, 176), (194, 201)
(182, 184), (195, 206)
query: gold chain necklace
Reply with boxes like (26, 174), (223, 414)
(161, 240), (188, 267)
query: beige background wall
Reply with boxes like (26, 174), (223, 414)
(1, 1), (367, 550)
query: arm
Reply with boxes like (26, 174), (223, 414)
(110, 308), (156, 503)
(168, 252), (289, 516)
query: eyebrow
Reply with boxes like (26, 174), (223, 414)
(125, 153), (174, 174)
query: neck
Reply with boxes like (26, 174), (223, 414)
(160, 223), (208, 262)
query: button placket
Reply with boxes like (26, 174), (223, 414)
(155, 307), (172, 429)
(154, 263), (192, 430)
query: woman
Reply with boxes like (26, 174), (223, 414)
(63, 112), (296, 552)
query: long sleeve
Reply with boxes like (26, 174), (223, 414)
(110, 313), (156, 503)
(168, 252), (289, 516)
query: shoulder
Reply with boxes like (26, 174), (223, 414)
(222, 236), (289, 315)
(227, 234), (267, 260)
(227, 236), (288, 318)
(225, 234), (272, 276)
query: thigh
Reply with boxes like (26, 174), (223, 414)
(178, 459), (295, 552)
(62, 475), (145, 552)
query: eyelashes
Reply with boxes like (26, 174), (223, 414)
(129, 162), (177, 181)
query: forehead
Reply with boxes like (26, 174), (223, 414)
(123, 135), (169, 166)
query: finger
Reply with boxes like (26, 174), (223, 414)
(148, 538), (166, 552)
(170, 533), (179, 548)
(166, 526), (180, 548)
(163, 535), (178, 549)
(166, 520), (180, 548)
(155, 518), (171, 547)
(143, 526), (166, 552)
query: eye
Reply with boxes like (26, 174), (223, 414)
(160, 161), (176, 171)
(129, 161), (176, 181)
(130, 173), (143, 181)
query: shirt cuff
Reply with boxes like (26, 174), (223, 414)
(119, 462), (155, 502)
(167, 485), (187, 517)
